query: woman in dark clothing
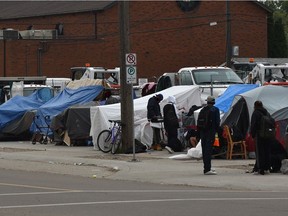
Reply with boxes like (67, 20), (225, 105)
(250, 100), (272, 175)
(163, 96), (182, 152)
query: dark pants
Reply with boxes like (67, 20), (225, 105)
(152, 127), (161, 145)
(166, 127), (182, 152)
(200, 130), (215, 173)
(255, 136), (271, 172)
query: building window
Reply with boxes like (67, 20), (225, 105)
(177, 0), (200, 12)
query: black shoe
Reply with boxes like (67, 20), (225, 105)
(259, 170), (265, 175)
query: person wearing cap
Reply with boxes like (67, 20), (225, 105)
(199, 95), (220, 175)
(147, 94), (164, 151)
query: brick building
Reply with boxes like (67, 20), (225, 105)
(0, 1), (270, 82)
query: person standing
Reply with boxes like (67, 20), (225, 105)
(147, 94), (163, 151)
(198, 96), (220, 175)
(163, 96), (182, 153)
(250, 100), (273, 175)
(285, 124), (288, 156)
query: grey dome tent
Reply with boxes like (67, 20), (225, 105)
(221, 85), (288, 152)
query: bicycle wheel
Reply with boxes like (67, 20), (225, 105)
(111, 131), (121, 154)
(97, 130), (112, 153)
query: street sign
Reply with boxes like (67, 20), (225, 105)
(126, 66), (137, 84)
(125, 53), (137, 65)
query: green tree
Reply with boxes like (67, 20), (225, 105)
(261, 0), (288, 57)
(268, 17), (287, 57)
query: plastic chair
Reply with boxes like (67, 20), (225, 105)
(223, 125), (247, 160)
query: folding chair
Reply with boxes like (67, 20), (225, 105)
(223, 125), (247, 160)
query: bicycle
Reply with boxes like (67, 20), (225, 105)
(97, 120), (122, 154)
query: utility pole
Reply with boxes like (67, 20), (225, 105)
(119, 1), (135, 154)
(3, 39), (6, 77)
(226, 0), (232, 68)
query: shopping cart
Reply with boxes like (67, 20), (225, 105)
(31, 115), (53, 144)
(178, 112), (197, 150)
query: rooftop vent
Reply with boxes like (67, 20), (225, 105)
(0, 29), (19, 40)
(19, 29), (58, 39)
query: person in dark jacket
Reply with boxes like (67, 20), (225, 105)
(198, 96), (220, 175)
(147, 94), (163, 151)
(104, 89), (119, 105)
(163, 96), (182, 153)
(250, 100), (273, 175)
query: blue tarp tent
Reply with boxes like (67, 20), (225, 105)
(0, 88), (53, 130)
(32, 85), (104, 135)
(215, 84), (259, 113)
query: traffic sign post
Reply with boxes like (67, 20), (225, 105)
(124, 52), (138, 161)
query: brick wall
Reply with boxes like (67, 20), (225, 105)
(0, 1), (268, 81)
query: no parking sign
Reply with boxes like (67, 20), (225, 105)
(126, 53), (137, 65)
(125, 53), (137, 84)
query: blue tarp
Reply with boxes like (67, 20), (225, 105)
(215, 84), (259, 113)
(32, 85), (104, 134)
(0, 88), (53, 130)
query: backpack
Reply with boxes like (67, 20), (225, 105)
(197, 106), (212, 130)
(258, 113), (276, 139)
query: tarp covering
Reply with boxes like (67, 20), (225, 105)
(215, 84), (259, 113)
(32, 85), (104, 134)
(1, 111), (36, 136)
(59, 107), (91, 139)
(0, 88), (52, 131)
(193, 84), (259, 127)
(51, 101), (99, 142)
(90, 85), (202, 148)
(66, 79), (109, 89)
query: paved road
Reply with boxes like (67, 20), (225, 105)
(1, 169), (288, 216)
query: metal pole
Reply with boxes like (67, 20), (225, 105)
(119, 1), (136, 160)
(226, 0), (232, 68)
(37, 48), (42, 76)
(3, 39), (6, 77)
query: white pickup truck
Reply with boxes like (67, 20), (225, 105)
(70, 66), (120, 84)
(244, 63), (288, 85)
(164, 66), (244, 104)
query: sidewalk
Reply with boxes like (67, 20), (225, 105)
(0, 141), (287, 191)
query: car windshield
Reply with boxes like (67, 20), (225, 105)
(192, 68), (243, 85)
